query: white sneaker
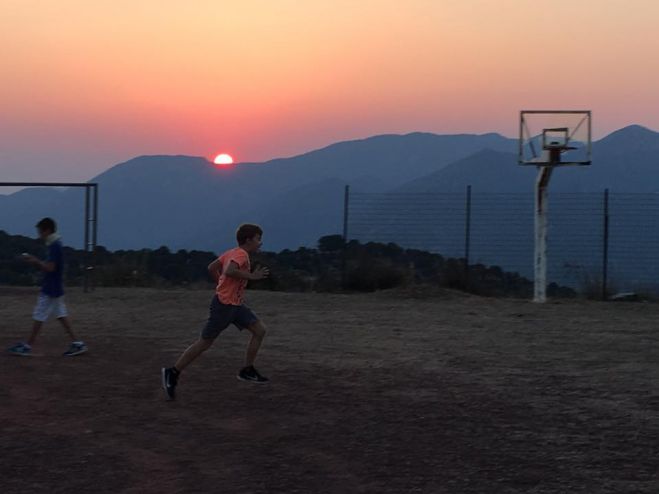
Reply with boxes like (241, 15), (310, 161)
(8, 342), (32, 357)
(63, 341), (88, 357)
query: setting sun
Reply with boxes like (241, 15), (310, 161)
(213, 153), (234, 165)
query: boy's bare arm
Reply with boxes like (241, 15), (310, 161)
(207, 258), (223, 282)
(225, 261), (269, 280)
(23, 255), (55, 272)
(40, 261), (56, 272)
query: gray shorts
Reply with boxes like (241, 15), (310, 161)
(201, 295), (259, 340)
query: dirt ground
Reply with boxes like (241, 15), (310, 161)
(1, 286), (658, 493)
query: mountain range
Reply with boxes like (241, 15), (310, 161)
(1, 125), (658, 254)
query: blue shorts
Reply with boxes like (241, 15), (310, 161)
(201, 295), (258, 339)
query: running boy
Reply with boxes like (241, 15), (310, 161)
(8, 217), (88, 357)
(162, 224), (270, 400)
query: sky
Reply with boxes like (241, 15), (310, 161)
(2, 0), (659, 184)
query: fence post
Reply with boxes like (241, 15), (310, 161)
(464, 185), (472, 289)
(83, 186), (91, 293)
(91, 184), (98, 291)
(602, 188), (609, 301)
(342, 185), (350, 289)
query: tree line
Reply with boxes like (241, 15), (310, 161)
(0, 230), (575, 298)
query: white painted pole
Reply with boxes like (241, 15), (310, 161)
(534, 167), (552, 303)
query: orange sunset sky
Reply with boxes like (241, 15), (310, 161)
(1, 0), (659, 183)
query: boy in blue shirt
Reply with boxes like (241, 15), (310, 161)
(8, 218), (87, 357)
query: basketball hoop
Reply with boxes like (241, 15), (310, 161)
(518, 111), (592, 302)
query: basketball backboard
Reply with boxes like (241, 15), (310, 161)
(519, 111), (591, 166)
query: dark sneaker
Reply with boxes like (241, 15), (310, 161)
(237, 365), (269, 384)
(63, 342), (88, 357)
(8, 342), (32, 357)
(161, 367), (179, 400)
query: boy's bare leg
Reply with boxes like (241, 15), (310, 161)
(163, 337), (214, 400)
(245, 321), (266, 367)
(27, 321), (43, 346)
(174, 337), (214, 372)
(57, 317), (79, 341)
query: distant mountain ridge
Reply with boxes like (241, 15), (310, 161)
(395, 125), (659, 193)
(0, 125), (657, 252)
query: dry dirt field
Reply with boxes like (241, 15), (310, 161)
(1, 286), (658, 493)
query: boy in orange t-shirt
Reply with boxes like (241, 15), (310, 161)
(162, 224), (270, 400)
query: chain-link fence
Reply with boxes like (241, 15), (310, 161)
(345, 187), (659, 296)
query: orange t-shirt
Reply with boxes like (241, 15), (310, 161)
(216, 247), (250, 305)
